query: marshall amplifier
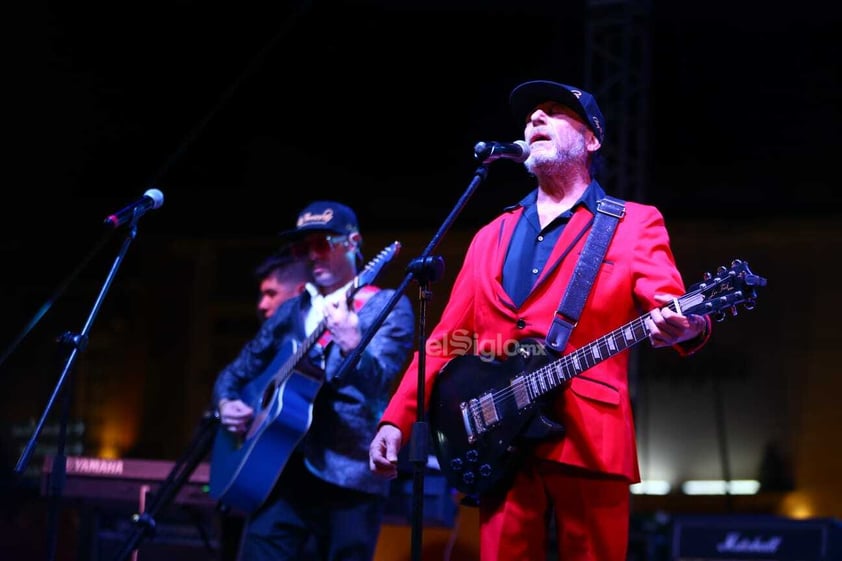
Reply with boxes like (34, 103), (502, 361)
(672, 514), (842, 561)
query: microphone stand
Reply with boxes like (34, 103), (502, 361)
(13, 212), (147, 561)
(335, 159), (492, 561)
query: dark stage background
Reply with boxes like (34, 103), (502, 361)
(13, 0), (840, 238)
(2, 2), (841, 559)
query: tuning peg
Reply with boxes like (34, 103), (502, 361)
(745, 273), (768, 287)
(716, 265), (728, 276)
(714, 311), (727, 323)
(729, 306), (739, 317)
(703, 271), (712, 281)
(743, 300), (756, 311)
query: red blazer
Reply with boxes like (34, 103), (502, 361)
(381, 200), (710, 482)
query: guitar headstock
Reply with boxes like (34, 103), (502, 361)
(354, 241), (402, 290)
(682, 259), (768, 321)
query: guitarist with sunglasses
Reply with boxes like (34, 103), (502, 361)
(212, 200), (415, 561)
(369, 81), (713, 561)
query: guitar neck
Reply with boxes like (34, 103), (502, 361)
(529, 294), (701, 396)
(271, 281), (363, 381)
(540, 315), (651, 391)
(276, 318), (325, 376)
(266, 241), (400, 388)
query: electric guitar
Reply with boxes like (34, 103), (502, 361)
(209, 241), (401, 513)
(428, 259), (767, 497)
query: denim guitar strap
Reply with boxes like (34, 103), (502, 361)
(545, 196), (626, 353)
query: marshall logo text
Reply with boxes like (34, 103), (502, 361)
(716, 531), (783, 554)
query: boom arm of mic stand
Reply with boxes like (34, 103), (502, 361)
(109, 409), (221, 561)
(334, 162), (490, 561)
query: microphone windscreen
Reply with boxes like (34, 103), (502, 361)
(144, 188), (165, 209)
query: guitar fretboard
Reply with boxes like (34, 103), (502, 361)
(515, 291), (707, 402)
(266, 242), (400, 390)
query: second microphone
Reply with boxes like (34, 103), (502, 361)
(474, 140), (530, 164)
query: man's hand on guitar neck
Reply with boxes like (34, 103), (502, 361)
(218, 398), (254, 434)
(323, 297), (361, 355)
(646, 293), (708, 348)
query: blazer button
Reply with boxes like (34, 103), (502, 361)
(516, 319), (526, 329)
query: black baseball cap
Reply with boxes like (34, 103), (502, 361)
(509, 80), (605, 143)
(278, 200), (359, 241)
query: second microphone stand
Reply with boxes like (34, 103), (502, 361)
(335, 158), (493, 561)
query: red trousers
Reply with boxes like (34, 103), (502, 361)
(479, 459), (630, 561)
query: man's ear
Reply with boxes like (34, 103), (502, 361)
(586, 131), (602, 153)
(348, 232), (364, 267)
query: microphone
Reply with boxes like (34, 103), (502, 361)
(104, 188), (165, 228)
(474, 140), (530, 163)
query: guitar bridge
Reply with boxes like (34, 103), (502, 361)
(459, 401), (477, 443)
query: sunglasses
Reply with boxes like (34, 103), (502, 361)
(290, 235), (349, 258)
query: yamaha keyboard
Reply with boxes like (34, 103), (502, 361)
(41, 455), (225, 561)
(41, 455), (215, 509)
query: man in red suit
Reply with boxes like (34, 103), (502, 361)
(369, 80), (712, 561)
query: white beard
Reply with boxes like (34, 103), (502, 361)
(524, 135), (589, 178)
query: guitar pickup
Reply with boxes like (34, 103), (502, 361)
(461, 393), (500, 444)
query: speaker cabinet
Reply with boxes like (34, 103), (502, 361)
(671, 514), (842, 561)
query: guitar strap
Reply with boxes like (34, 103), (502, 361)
(545, 196), (626, 353)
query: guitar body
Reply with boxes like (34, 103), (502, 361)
(209, 341), (323, 513)
(429, 260), (766, 498)
(429, 338), (564, 497)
